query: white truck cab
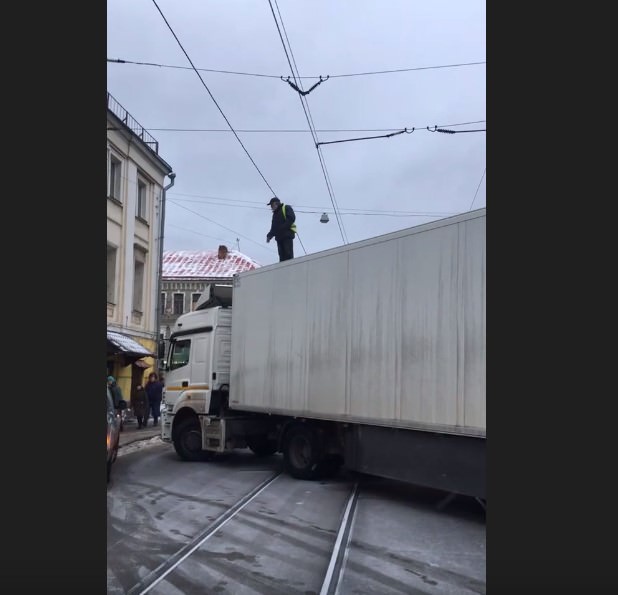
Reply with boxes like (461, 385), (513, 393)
(161, 285), (235, 459)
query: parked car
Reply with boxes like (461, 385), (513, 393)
(107, 386), (126, 483)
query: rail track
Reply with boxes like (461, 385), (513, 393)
(125, 472), (362, 595)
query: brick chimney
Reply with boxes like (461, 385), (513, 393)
(218, 245), (228, 259)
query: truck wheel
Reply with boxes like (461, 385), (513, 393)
(173, 418), (206, 462)
(247, 437), (277, 457)
(283, 425), (323, 480)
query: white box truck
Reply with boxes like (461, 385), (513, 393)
(161, 208), (486, 497)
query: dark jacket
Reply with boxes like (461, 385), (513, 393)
(145, 380), (164, 405)
(131, 386), (150, 417)
(267, 203), (296, 242)
(109, 383), (123, 409)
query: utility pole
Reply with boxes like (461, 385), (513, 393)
(155, 171), (176, 373)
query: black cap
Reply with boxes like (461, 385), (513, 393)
(267, 197), (280, 206)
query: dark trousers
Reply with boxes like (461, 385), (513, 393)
(150, 400), (161, 424)
(277, 238), (294, 262)
(136, 415), (146, 428)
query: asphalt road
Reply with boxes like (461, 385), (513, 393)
(107, 442), (485, 595)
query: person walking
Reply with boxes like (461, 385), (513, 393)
(145, 372), (164, 426)
(266, 197), (297, 262)
(131, 384), (150, 429)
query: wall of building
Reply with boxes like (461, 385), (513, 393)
(107, 105), (172, 398)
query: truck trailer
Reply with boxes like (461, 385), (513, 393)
(161, 208), (486, 497)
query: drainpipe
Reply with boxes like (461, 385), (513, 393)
(156, 172), (175, 373)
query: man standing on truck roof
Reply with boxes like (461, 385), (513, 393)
(266, 197), (297, 262)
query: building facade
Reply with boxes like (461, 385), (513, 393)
(107, 92), (174, 401)
(160, 246), (260, 361)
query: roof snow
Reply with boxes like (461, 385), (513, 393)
(162, 249), (260, 279)
(107, 331), (154, 356)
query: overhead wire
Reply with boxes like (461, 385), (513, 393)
(317, 126), (485, 146)
(168, 189), (458, 215)
(168, 195), (457, 217)
(277, 0), (348, 243)
(166, 223), (228, 243)
(268, 0), (348, 244)
(469, 168), (486, 210)
(149, 0), (277, 196)
(167, 199), (276, 255)
(317, 129), (413, 146)
(107, 57), (486, 79)
(143, 120), (487, 133)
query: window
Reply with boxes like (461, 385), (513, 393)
(191, 293), (202, 311)
(160, 292), (166, 315)
(169, 339), (191, 370)
(107, 245), (117, 303)
(173, 293), (184, 315)
(136, 177), (147, 220)
(109, 155), (121, 200)
(133, 249), (146, 313)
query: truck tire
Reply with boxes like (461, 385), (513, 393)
(283, 425), (323, 480)
(247, 437), (277, 457)
(173, 417), (207, 462)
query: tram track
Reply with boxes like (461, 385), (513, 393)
(127, 472), (282, 594)
(110, 448), (485, 595)
(125, 474), (362, 595)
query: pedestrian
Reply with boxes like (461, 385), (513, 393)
(107, 375), (125, 432)
(131, 384), (150, 429)
(145, 372), (164, 426)
(266, 197), (297, 262)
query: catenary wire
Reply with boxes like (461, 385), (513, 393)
(149, 0), (277, 195)
(169, 196), (457, 217)
(167, 199), (276, 255)
(107, 57), (486, 79)
(272, 0), (348, 243)
(141, 121), (486, 133)
(469, 168), (486, 210)
(168, 190), (458, 214)
(268, 0), (348, 244)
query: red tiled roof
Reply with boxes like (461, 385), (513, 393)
(162, 250), (259, 279)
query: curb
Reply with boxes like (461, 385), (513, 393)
(119, 430), (161, 448)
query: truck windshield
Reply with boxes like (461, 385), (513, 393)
(169, 339), (191, 370)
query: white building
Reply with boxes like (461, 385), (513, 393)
(107, 92), (174, 400)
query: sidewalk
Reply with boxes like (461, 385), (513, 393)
(118, 420), (162, 448)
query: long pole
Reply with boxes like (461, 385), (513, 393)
(155, 172), (175, 373)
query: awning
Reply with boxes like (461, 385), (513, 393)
(107, 330), (156, 359)
(133, 359), (150, 369)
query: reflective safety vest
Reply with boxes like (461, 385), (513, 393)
(282, 204), (297, 234)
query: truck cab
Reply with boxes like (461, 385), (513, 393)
(161, 285), (233, 459)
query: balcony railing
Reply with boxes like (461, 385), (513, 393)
(107, 92), (159, 154)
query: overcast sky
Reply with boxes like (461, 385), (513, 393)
(107, 0), (485, 266)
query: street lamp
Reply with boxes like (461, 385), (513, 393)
(320, 212), (329, 223)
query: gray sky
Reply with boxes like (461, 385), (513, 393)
(107, 0), (486, 266)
